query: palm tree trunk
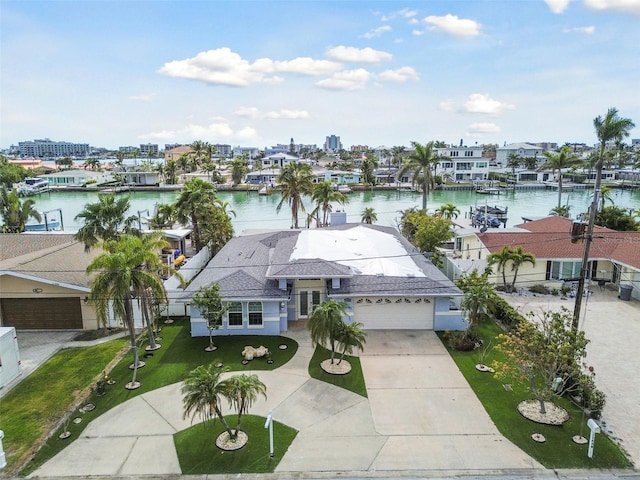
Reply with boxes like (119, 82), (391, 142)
(557, 173), (563, 209)
(214, 405), (234, 439)
(422, 181), (427, 211)
(142, 298), (157, 350)
(124, 297), (140, 386)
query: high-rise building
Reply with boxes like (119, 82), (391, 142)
(18, 138), (90, 157)
(324, 135), (342, 153)
(140, 143), (159, 156)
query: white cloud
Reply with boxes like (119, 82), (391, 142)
(326, 46), (392, 63)
(412, 29), (425, 36)
(362, 25), (392, 39)
(463, 93), (515, 116)
(422, 14), (481, 37)
(466, 122), (501, 135)
(439, 100), (456, 112)
(127, 93), (155, 102)
(381, 8), (418, 21)
(141, 120), (258, 142)
(377, 66), (419, 83)
(584, 0), (640, 14)
(316, 69), (372, 91)
(562, 25), (596, 33)
(273, 57), (341, 75)
(235, 107), (309, 120)
(158, 48), (341, 87)
(263, 76), (285, 85)
(545, 0), (572, 14)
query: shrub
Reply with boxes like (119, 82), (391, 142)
(529, 284), (551, 295)
(492, 296), (525, 329)
(551, 288), (560, 296)
(442, 330), (466, 349)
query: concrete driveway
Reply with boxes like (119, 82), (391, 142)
(30, 329), (542, 477)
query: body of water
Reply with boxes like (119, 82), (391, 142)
(26, 187), (640, 234)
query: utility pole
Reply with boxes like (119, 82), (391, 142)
(572, 162), (603, 331)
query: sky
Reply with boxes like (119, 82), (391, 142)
(1, 0), (639, 151)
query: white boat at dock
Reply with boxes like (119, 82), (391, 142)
(14, 177), (50, 196)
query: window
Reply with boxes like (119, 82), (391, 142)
(465, 151), (474, 157)
(549, 261), (583, 280)
(476, 162), (487, 168)
(248, 302), (263, 326)
(441, 162), (453, 169)
(455, 162), (473, 171)
(228, 302), (243, 327)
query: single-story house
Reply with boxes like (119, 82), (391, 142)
(118, 170), (161, 186)
(39, 169), (114, 187)
(445, 216), (640, 300)
(180, 224), (466, 337)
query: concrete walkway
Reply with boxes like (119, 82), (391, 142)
(502, 287), (640, 466)
(30, 329), (543, 477)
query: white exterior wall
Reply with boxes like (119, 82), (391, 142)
(0, 327), (21, 389)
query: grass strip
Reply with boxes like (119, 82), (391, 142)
(441, 320), (632, 469)
(174, 414), (297, 474)
(308, 346), (367, 397)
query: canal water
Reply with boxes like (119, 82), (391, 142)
(27, 187), (639, 234)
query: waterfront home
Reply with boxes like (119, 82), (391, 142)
(435, 145), (490, 182)
(495, 143), (544, 168)
(118, 169), (161, 186)
(245, 169), (281, 186)
(316, 169), (361, 185)
(39, 169), (114, 187)
(180, 224), (466, 337)
(261, 153), (300, 169)
(164, 145), (192, 163)
(444, 216), (640, 300)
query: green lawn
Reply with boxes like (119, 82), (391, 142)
(174, 414), (297, 474)
(18, 319), (298, 476)
(308, 346), (367, 397)
(441, 320), (632, 469)
(0, 337), (128, 476)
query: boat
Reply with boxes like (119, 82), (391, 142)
(473, 213), (501, 228)
(14, 177), (50, 196)
(474, 205), (508, 220)
(258, 186), (271, 195)
(476, 187), (501, 195)
(337, 185), (352, 194)
(25, 216), (61, 232)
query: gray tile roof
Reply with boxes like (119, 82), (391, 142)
(182, 224), (462, 301)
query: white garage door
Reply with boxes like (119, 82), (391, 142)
(353, 297), (433, 330)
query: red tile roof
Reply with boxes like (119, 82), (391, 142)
(478, 216), (640, 269)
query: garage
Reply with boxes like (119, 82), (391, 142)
(1, 297), (83, 330)
(353, 297), (434, 330)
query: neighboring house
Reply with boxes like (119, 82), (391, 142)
(118, 170), (161, 186)
(164, 146), (192, 162)
(495, 143), (544, 168)
(39, 169), (114, 186)
(435, 146), (490, 182)
(245, 169), (281, 185)
(0, 234), (102, 330)
(261, 153), (300, 169)
(316, 170), (361, 184)
(445, 216), (640, 300)
(180, 224), (466, 337)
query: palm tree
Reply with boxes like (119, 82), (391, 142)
(308, 300), (347, 365)
(361, 207), (377, 224)
(182, 364), (234, 436)
(550, 205), (571, 218)
(540, 146), (579, 209)
(74, 194), (138, 251)
(276, 162), (314, 229)
(435, 202), (460, 219)
(509, 246), (536, 293)
(222, 374), (267, 440)
(460, 284), (495, 335)
(487, 245), (513, 293)
(336, 321), (366, 365)
(148, 203), (176, 229)
(164, 159), (178, 184)
(598, 186), (615, 211)
(506, 153), (521, 185)
(398, 141), (441, 211)
(230, 158), (247, 185)
(174, 178), (218, 252)
(87, 235), (167, 389)
(311, 181), (347, 227)
(0, 187), (42, 233)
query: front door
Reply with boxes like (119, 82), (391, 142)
(299, 290), (321, 318)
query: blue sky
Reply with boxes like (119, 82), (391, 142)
(1, 0), (638, 151)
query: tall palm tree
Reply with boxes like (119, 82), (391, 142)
(506, 153), (521, 185)
(74, 194), (138, 251)
(148, 203), (176, 229)
(336, 321), (366, 365)
(87, 235), (167, 389)
(276, 162), (314, 229)
(598, 186), (615, 211)
(509, 246), (536, 293)
(182, 364), (233, 435)
(230, 158), (247, 185)
(0, 187), (42, 233)
(398, 141), (441, 211)
(222, 374), (267, 440)
(361, 207), (377, 224)
(174, 178), (218, 252)
(308, 300), (347, 364)
(540, 146), (579, 209)
(164, 159), (178, 184)
(311, 181), (347, 227)
(435, 202), (460, 219)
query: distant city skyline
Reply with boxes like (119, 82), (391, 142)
(1, 1), (638, 150)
